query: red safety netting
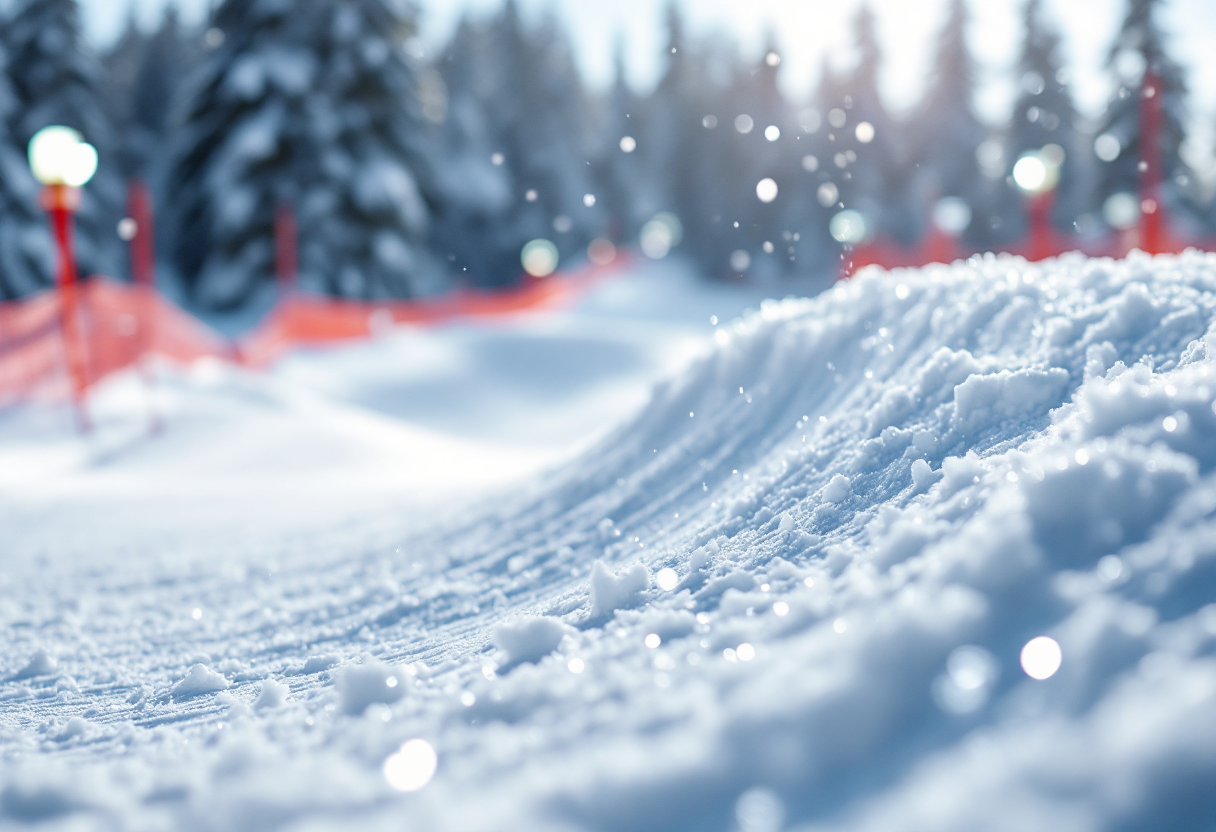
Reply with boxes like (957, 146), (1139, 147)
(0, 278), (231, 409)
(238, 255), (624, 367)
(0, 256), (625, 410)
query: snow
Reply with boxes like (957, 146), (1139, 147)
(4, 252), (1216, 830)
(492, 616), (571, 666)
(171, 664), (230, 699)
(588, 560), (650, 618)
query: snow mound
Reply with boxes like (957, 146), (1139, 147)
(170, 664), (229, 699)
(12, 649), (57, 679)
(336, 661), (408, 715)
(6, 252), (1216, 831)
(492, 616), (571, 666)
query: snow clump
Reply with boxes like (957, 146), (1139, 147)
(492, 616), (571, 666)
(336, 661), (408, 715)
(170, 664), (229, 699)
(588, 560), (650, 617)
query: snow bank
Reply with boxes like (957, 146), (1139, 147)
(5, 251), (1216, 832)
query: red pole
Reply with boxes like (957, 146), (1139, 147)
(275, 201), (298, 293)
(128, 180), (155, 289)
(126, 179), (161, 433)
(40, 184), (91, 432)
(1139, 68), (1163, 254)
(1027, 189), (1055, 261)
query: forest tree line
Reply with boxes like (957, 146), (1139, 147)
(0, 0), (1212, 309)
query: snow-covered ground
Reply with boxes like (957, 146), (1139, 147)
(4, 252), (1216, 831)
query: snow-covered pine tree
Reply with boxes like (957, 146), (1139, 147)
(1004, 0), (1082, 235)
(169, 0), (442, 309)
(428, 14), (516, 285)
(122, 7), (198, 181)
(727, 34), (799, 281)
(0, 38), (52, 299)
(299, 0), (443, 299)
(636, 4), (741, 278)
(1093, 0), (1198, 232)
(431, 1), (600, 286)
(3, 0), (123, 282)
(909, 0), (993, 248)
(587, 38), (647, 245)
(832, 5), (916, 246)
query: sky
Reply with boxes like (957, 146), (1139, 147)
(83, 0), (1216, 132)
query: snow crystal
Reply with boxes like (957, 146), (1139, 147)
(170, 664), (229, 699)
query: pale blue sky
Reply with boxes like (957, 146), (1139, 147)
(80, 0), (1216, 132)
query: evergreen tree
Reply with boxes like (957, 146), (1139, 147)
(431, 1), (599, 286)
(1000, 0), (1083, 236)
(168, 0), (442, 309)
(429, 14), (517, 284)
(588, 38), (646, 244)
(909, 0), (991, 247)
(0, 39), (52, 299)
(123, 8), (198, 180)
(637, 4), (738, 278)
(832, 5), (915, 245)
(1093, 0), (1197, 229)
(300, 0), (443, 299)
(4, 0), (123, 281)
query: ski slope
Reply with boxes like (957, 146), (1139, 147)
(4, 252), (1216, 831)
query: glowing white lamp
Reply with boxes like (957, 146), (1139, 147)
(29, 126), (97, 188)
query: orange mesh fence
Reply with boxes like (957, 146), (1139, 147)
(0, 289), (70, 407)
(0, 256), (626, 409)
(236, 255), (626, 367)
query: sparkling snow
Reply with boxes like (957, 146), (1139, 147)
(4, 252), (1216, 831)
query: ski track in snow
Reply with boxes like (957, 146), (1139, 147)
(4, 252), (1216, 830)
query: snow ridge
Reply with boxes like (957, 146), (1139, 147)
(5, 251), (1216, 831)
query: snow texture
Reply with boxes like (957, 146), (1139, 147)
(4, 252), (1216, 831)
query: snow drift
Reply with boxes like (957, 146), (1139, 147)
(4, 251), (1216, 831)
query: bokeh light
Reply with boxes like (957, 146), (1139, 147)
(829, 209), (867, 244)
(1012, 154), (1048, 193)
(1020, 636), (1062, 680)
(587, 238), (616, 265)
(755, 178), (778, 203)
(383, 739), (437, 792)
(1103, 192), (1140, 229)
(521, 239), (559, 277)
(655, 567), (679, 591)
(933, 197), (972, 235)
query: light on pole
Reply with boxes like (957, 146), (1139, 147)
(28, 125), (98, 431)
(1013, 144), (1063, 262)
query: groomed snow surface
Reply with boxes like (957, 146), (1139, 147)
(4, 252), (1216, 831)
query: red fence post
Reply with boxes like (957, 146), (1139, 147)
(275, 201), (298, 294)
(1139, 69), (1164, 254)
(40, 184), (91, 432)
(126, 179), (161, 432)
